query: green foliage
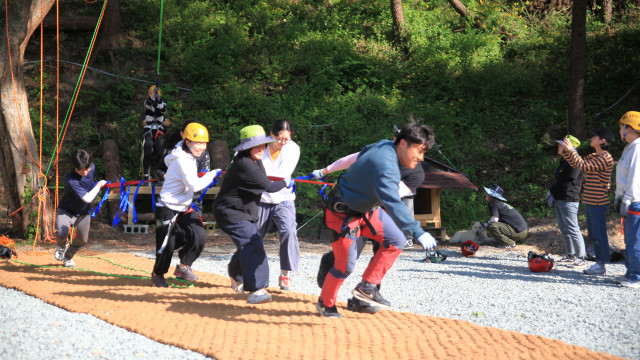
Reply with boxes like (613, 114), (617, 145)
(24, 0), (640, 234)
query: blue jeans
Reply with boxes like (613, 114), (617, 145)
(623, 202), (640, 281)
(585, 204), (610, 264)
(218, 220), (269, 292)
(554, 201), (586, 258)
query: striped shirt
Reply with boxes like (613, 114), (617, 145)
(562, 148), (613, 206)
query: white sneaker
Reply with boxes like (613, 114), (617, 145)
(619, 279), (640, 288)
(247, 289), (272, 304)
(54, 245), (67, 261)
(63, 258), (76, 267)
(583, 263), (606, 275)
(572, 258), (586, 267)
(230, 278), (244, 294)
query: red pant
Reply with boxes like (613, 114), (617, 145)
(320, 207), (404, 307)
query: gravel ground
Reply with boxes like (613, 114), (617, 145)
(2, 244), (639, 360)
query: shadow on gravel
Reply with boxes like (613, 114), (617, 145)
(402, 252), (622, 287)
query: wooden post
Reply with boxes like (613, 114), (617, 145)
(210, 140), (231, 171)
(103, 139), (122, 221)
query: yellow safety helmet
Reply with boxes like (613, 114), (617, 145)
(148, 85), (162, 97)
(620, 111), (640, 131)
(183, 122), (209, 143)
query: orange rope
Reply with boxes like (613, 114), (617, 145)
(53, 0), (109, 168)
(39, 0), (44, 168)
(54, 0), (60, 232)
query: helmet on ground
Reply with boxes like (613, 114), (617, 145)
(619, 111), (640, 131)
(527, 251), (554, 273)
(183, 122), (209, 143)
(148, 84), (162, 97)
(461, 240), (478, 257)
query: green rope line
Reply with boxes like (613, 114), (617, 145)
(156, 0), (164, 78)
(9, 255), (194, 289)
(45, 0), (109, 178)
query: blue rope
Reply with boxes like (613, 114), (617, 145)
(112, 178), (133, 227)
(90, 182), (111, 218)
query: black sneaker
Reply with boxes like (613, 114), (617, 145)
(151, 272), (168, 288)
(347, 297), (381, 314)
(352, 282), (391, 309)
(174, 265), (199, 281)
(315, 297), (342, 318)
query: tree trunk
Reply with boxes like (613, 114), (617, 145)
(0, 0), (56, 238)
(567, 0), (587, 139)
(42, 16), (98, 31)
(102, 139), (122, 221)
(96, 0), (121, 63)
(390, 0), (410, 55)
(601, 0), (612, 24)
(210, 141), (231, 171)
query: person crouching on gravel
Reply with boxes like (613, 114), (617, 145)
(316, 122), (437, 318)
(213, 125), (294, 304)
(483, 184), (528, 249)
(54, 150), (107, 267)
(615, 111), (640, 288)
(151, 122), (221, 287)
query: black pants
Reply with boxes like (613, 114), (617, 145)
(153, 206), (206, 275)
(142, 129), (165, 176)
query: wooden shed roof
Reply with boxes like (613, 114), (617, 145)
(418, 156), (477, 190)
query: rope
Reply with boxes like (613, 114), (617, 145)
(23, 60), (194, 92)
(9, 255), (194, 289)
(55, 0), (61, 233)
(590, 81), (640, 118)
(157, 0), (164, 78)
(45, 0), (109, 178)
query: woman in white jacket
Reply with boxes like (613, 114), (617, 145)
(151, 122), (220, 288)
(257, 119), (301, 291)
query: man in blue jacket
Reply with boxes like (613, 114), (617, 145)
(316, 123), (437, 318)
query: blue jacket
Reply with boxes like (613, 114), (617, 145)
(338, 139), (425, 239)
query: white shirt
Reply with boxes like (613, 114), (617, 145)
(159, 145), (216, 212)
(616, 137), (640, 204)
(260, 141), (300, 203)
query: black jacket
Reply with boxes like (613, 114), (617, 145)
(213, 152), (286, 225)
(550, 159), (584, 202)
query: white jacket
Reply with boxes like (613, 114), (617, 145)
(159, 145), (216, 212)
(616, 137), (640, 204)
(260, 141), (300, 203)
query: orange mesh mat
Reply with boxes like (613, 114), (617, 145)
(0, 252), (621, 360)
